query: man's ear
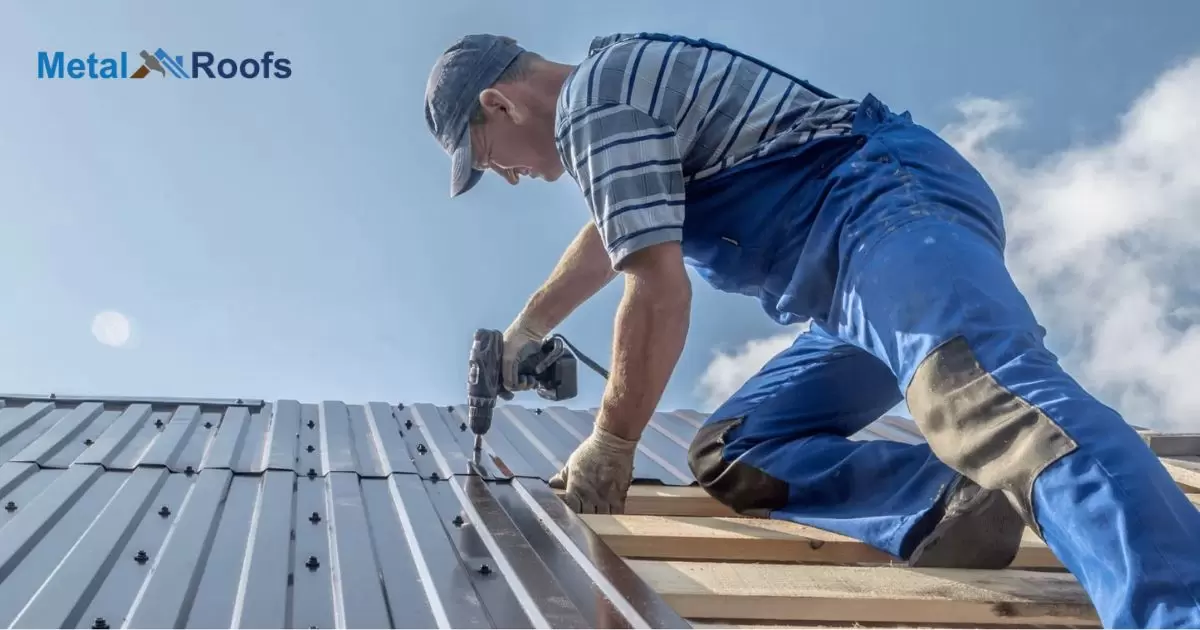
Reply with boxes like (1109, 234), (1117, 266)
(479, 87), (523, 124)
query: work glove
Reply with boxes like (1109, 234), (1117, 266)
(549, 425), (638, 514)
(502, 314), (550, 392)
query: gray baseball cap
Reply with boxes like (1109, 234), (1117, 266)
(425, 34), (525, 197)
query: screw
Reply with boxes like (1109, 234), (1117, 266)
(307, 420), (315, 429)
(396, 402), (404, 410)
(416, 444), (427, 455)
(290, 529), (296, 540)
(184, 465), (195, 476)
(447, 405), (455, 412)
(236, 398), (243, 404)
(92, 617), (109, 629)
(5, 501), (15, 512)
(452, 515), (464, 527)
(459, 422), (467, 432)
(404, 419), (413, 430)
(534, 408), (543, 415)
(309, 511), (321, 523)
(154, 418), (164, 429)
(158, 505), (170, 517)
(84, 438), (94, 446)
(204, 421), (213, 429)
(479, 563), (491, 575)
(306, 555), (320, 570)
(306, 445), (315, 453)
(430, 471), (440, 482)
(307, 468), (317, 479)
(134, 550), (149, 564)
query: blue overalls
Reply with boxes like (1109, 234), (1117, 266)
(658, 35), (1200, 630)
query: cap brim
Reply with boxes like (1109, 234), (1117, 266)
(450, 137), (483, 198)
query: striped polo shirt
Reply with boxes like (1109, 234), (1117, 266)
(554, 33), (859, 269)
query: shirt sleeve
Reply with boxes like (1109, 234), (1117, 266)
(556, 102), (685, 270)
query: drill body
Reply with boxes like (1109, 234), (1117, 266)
(466, 329), (578, 453)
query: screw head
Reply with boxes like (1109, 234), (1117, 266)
(134, 550), (149, 564)
(452, 515), (464, 527)
(405, 419), (413, 430)
(154, 419), (164, 429)
(204, 421), (213, 429)
(447, 405), (455, 412)
(84, 438), (94, 446)
(236, 398), (244, 404)
(306, 445), (315, 453)
(307, 468), (317, 479)
(479, 563), (491, 575)
(158, 505), (170, 517)
(4, 501), (15, 512)
(92, 617), (109, 629)
(430, 471), (440, 482)
(309, 511), (321, 523)
(459, 422), (467, 432)
(534, 408), (543, 415)
(416, 444), (427, 454)
(396, 402), (404, 410)
(184, 465), (195, 476)
(307, 420), (315, 429)
(306, 555), (320, 570)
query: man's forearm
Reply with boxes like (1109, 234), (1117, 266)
(516, 221), (617, 330)
(597, 266), (691, 441)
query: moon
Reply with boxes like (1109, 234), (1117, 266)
(91, 311), (131, 347)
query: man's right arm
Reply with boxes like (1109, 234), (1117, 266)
(500, 220), (615, 390)
(513, 220), (617, 331)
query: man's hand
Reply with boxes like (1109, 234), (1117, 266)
(501, 314), (550, 391)
(549, 425), (638, 514)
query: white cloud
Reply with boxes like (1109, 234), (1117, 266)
(91, 311), (131, 347)
(696, 55), (1200, 432)
(697, 322), (808, 409)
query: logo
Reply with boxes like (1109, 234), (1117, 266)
(37, 49), (292, 79)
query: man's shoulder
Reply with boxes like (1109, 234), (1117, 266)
(558, 33), (689, 118)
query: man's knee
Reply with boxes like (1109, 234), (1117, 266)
(905, 335), (1078, 536)
(687, 416), (789, 517)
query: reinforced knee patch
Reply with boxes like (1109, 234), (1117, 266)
(687, 417), (789, 518)
(906, 335), (1078, 538)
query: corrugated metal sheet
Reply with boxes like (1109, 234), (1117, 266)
(0, 396), (919, 483)
(0, 393), (923, 629)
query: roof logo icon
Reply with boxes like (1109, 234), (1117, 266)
(130, 49), (188, 79)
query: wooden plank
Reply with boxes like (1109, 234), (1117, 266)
(628, 560), (1099, 627)
(582, 514), (1061, 569)
(557, 485), (740, 517)
(1137, 431), (1200, 457)
(558, 485), (1200, 518)
(1161, 456), (1200, 492)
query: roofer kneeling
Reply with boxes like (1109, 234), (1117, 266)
(424, 32), (1200, 629)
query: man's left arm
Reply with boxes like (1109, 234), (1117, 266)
(597, 241), (691, 442)
(548, 102), (691, 513)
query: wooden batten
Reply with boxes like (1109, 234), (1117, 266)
(628, 561), (1100, 627)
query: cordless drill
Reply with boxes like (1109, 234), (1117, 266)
(466, 329), (580, 455)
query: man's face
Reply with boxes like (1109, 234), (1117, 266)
(470, 91), (565, 186)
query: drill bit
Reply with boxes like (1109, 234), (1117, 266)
(472, 434), (483, 455)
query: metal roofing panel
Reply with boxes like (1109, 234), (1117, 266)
(0, 393), (928, 629)
(0, 397), (921, 484)
(0, 464), (689, 628)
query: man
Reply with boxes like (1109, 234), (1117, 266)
(424, 32), (1200, 628)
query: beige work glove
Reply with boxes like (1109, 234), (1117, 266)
(502, 314), (551, 392)
(549, 425), (638, 514)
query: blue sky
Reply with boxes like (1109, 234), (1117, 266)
(2, 1), (1198, 421)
